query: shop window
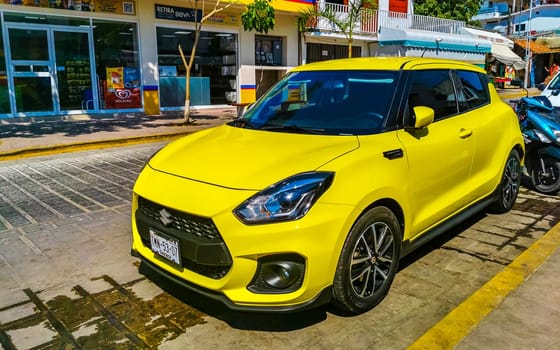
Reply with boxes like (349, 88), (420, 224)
(306, 43), (361, 63)
(255, 36), (283, 66)
(156, 27), (238, 107)
(93, 20), (141, 110)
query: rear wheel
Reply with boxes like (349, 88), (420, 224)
(332, 206), (401, 314)
(531, 156), (560, 195)
(489, 149), (521, 213)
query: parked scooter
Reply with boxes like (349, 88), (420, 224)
(511, 92), (560, 194)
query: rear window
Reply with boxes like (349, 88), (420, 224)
(454, 70), (490, 112)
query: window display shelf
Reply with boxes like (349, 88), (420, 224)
(61, 60), (92, 106)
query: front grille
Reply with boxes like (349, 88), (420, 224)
(136, 196), (232, 279)
(138, 196), (222, 241)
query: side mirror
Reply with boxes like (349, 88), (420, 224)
(411, 106), (434, 129)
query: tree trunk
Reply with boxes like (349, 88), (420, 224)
(178, 44), (191, 124)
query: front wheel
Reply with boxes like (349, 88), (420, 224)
(489, 149), (521, 213)
(332, 206), (401, 315)
(531, 156), (560, 195)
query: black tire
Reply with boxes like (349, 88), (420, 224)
(531, 156), (560, 195)
(489, 149), (521, 213)
(332, 206), (401, 315)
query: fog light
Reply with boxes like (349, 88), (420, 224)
(248, 254), (305, 294)
(262, 262), (298, 289)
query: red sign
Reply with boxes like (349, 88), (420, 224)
(389, 0), (409, 13)
(104, 81), (141, 109)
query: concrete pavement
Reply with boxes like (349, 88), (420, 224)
(1, 91), (560, 349)
(0, 107), (237, 160)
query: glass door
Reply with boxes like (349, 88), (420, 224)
(5, 25), (95, 115)
(7, 27), (56, 114)
(54, 29), (95, 111)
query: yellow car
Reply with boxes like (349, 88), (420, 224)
(131, 57), (524, 314)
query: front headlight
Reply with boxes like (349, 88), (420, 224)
(234, 172), (334, 224)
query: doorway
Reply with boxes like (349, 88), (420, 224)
(5, 24), (95, 116)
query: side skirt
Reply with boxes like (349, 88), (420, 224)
(401, 193), (498, 257)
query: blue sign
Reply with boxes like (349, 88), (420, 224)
(155, 4), (202, 22)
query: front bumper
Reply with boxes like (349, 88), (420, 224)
(132, 249), (333, 313)
(131, 166), (357, 310)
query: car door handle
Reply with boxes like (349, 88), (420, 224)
(458, 128), (473, 139)
(383, 149), (404, 159)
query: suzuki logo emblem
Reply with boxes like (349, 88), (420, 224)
(159, 208), (174, 227)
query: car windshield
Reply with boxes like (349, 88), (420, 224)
(232, 70), (399, 135)
(549, 73), (560, 90)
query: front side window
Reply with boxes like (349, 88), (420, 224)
(548, 72), (560, 90)
(454, 70), (490, 112)
(237, 70), (398, 135)
(408, 70), (458, 121)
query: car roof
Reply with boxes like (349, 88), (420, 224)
(291, 57), (486, 73)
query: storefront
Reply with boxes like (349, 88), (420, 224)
(0, 1), (310, 119)
(0, 2), (141, 118)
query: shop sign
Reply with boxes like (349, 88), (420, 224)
(96, 0), (136, 15)
(206, 12), (239, 26)
(5, 0), (136, 15)
(105, 67), (141, 109)
(155, 4), (238, 25)
(155, 4), (202, 22)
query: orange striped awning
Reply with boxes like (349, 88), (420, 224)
(515, 39), (560, 54)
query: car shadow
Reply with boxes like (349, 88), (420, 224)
(398, 211), (487, 271)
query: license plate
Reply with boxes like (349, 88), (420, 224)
(149, 229), (181, 266)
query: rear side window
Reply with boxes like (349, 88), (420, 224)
(408, 70), (458, 121)
(454, 71), (489, 112)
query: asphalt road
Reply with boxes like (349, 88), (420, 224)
(0, 142), (559, 349)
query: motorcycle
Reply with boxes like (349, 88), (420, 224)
(512, 94), (560, 194)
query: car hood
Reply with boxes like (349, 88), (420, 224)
(148, 125), (360, 190)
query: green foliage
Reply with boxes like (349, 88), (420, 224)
(241, 0), (276, 34)
(298, 0), (376, 58)
(413, 0), (481, 23)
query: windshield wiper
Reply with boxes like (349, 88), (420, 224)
(229, 118), (256, 129)
(260, 123), (325, 134)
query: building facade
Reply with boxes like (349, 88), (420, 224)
(0, 0), (311, 119)
(472, 0), (560, 86)
(0, 0), (517, 120)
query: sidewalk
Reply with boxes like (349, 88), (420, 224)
(0, 107), (237, 160)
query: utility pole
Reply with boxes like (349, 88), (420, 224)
(524, 0), (533, 88)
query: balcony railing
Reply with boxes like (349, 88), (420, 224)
(308, 4), (465, 36)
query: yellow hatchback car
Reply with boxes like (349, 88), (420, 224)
(131, 57), (524, 314)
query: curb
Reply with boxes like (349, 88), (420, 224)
(0, 131), (191, 161)
(407, 220), (560, 350)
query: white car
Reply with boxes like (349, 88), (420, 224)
(539, 72), (560, 108)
